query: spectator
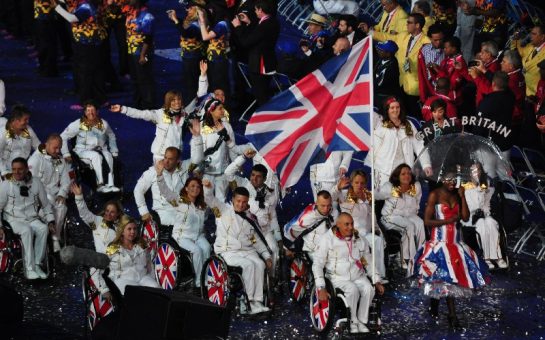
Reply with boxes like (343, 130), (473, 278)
(374, 40), (401, 105)
(455, 0), (477, 62)
(197, 6), (230, 102)
(511, 24), (545, 96)
(419, 98), (459, 145)
(431, 0), (456, 37)
(124, 0), (155, 109)
(477, 41), (501, 74)
(412, 0), (434, 35)
(232, 0), (280, 106)
(433, 36), (468, 106)
(369, 13), (431, 118)
(313, 0), (359, 16)
(332, 36), (351, 56)
(300, 13), (331, 59)
(168, 0), (206, 104)
(337, 15), (365, 46)
(417, 23), (446, 102)
(472, 71), (515, 159)
(421, 77), (458, 121)
(374, 0), (408, 35)
(461, 0), (508, 50)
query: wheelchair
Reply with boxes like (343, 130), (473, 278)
(140, 213), (196, 291)
(288, 251), (313, 302)
(81, 267), (120, 332)
(309, 278), (382, 335)
(0, 223), (51, 279)
(200, 254), (272, 314)
(69, 149), (123, 194)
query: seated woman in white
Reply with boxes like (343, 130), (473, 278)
(155, 161), (211, 288)
(461, 162), (507, 269)
(331, 170), (387, 281)
(106, 215), (159, 295)
(376, 163), (425, 274)
(60, 102), (119, 193)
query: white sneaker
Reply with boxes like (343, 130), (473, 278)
(53, 238), (61, 253)
(97, 185), (108, 193)
(249, 301), (269, 314)
(109, 186), (120, 193)
(485, 259), (494, 269)
(34, 266), (48, 279)
(239, 301), (248, 315)
(350, 323), (360, 333)
(401, 261), (408, 270)
(26, 269), (40, 280)
(381, 278), (389, 284)
(358, 323), (370, 333)
(496, 259), (508, 268)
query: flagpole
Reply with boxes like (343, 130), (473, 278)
(369, 35), (376, 284)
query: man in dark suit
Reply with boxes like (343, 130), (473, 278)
(232, 0), (280, 106)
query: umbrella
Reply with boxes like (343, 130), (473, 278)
(412, 133), (511, 182)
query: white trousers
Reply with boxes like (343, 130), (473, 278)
(76, 149), (114, 186)
(475, 217), (503, 260)
(40, 194), (67, 239)
(331, 277), (375, 324)
(364, 232), (387, 279)
(204, 173), (228, 203)
(156, 209), (178, 227)
(265, 231), (279, 278)
(177, 235), (211, 287)
(381, 214), (425, 265)
(7, 217), (48, 271)
(113, 275), (159, 295)
(221, 250), (265, 302)
(313, 0), (359, 15)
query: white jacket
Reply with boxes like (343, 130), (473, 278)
(74, 194), (116, 254)
(284, 204), (338, 253)
(366, 121), (430, 177)
(461, 183), (494, 226)
(0, 174), (54, 223)
(332, 186), (374, 235)
(224, 154), (281, 241)
(313, 151), (353, 185)
(60, 118), (118, 158)
(312, 228), (380, 288)
(28, 146), (71, 199)
(106, 244), (153, 283)
(200, 121), (244, 175)
(0, 126), (40, 175)
(133, 135), (204, 217)
(204, 186), (270, 259)
(119, 106), (185, 158)
(156, 174), (206, 242)
(379, 182), (422, 218)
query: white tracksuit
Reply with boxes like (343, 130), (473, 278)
(310, 151), (353, 202)
(462, 184), (503, 260)
(205, 186), (271, 302)
(60, 118), (118, 187)
(133, 135), (203, 225)
(28, 146), (70, 239)
(332, 186), (387, 279)
(312, 229), (381, 325)
(0, 175), (53, 272)
(0, 126), (40, 176)
(378, 182), (425, 271)
(107, 244), (159, 295)
(224, 154), (282, 271)
(156, 174), (210, 287)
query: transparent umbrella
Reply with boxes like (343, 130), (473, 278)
(412, 133), (511, 182)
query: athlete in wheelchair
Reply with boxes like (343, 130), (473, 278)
(60, 101), (120, 193)
(311, 213), (385, 334)
(0, 157), (55, 280)
(284, 190), (337, 302)
(201, 180), (273, 315)
(153, 161), (210, 291)
(461, 162), (508, 269)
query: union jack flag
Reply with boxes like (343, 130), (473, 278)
(0, 241), (10, 273)
(311, 286), (330, 330)
(86, 276), (114, 330)
(154, 243), (178, 290)
(205, 258), (228, 306)
(245, 37), (373, 188)
(289, 257), (307, 302)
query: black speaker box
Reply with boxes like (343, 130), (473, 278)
(119, 286), (231, 340)
(0, 280), (23, 332)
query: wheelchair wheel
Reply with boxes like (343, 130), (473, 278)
(140, 219), (159, 258)
(82, 270), (115, 331)
(154, 242), (181, 290)
(289, 255), (310, 302)
(201, 255), (230, 307)
(0, 235), (12, 273)
(309, 280), (336, 333)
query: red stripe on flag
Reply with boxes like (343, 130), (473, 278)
(337, 122), (368, 151)
(280, 140), (310, 187)
(248, 109), (308, 124)
(344, 39), (369, 86)
(446, 244), (469, 288)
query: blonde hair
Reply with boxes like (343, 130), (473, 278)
(109, 214), (147, 249)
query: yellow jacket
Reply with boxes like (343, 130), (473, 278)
(374, 30), (431, 96)
(512, 39), (545, 96)
(374, 5), (408, 35)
